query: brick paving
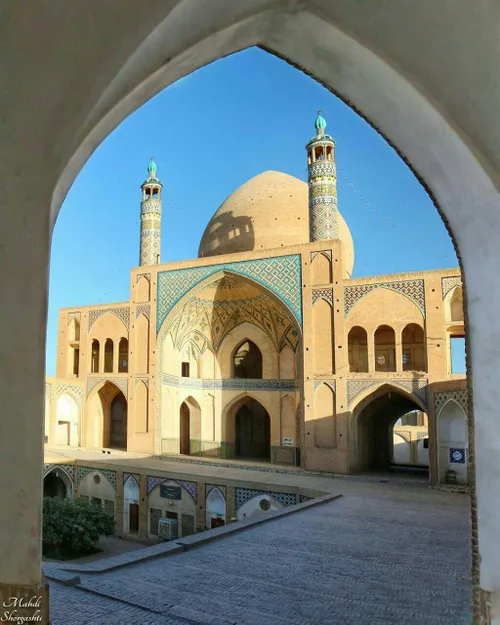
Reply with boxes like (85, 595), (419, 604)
(47, 480), (472, 625)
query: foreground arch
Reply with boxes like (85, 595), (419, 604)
(1, 3), (500, 621)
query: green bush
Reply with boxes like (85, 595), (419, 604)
(42, 497), (115, 560)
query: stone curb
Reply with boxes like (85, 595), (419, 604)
(44, 493), (339, 577)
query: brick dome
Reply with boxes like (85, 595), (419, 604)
(198, 171), (354, 277)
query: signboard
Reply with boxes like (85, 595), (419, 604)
(449, 448), (466, 464)
(160, 484), (182, 500)
(282, 437), (293, 447)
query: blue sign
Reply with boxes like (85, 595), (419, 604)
(449, 448), (466, 464)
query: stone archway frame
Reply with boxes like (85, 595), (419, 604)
(41, 5), (500, 619)
(347, 378), (428, 411)
(76, 466), (117, 491)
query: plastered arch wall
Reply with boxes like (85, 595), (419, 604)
(206, 488), (226, 527)
(55, 393), (79, 447)
(438, 399), (468, 484)
(221, 392), (276, 446)
(88, 312), (129, 374)
(236, 494), (283, 521)
(78, 471), (116, 509)
(44, 467), (74, 499)
(279, 345), (296, 380)
(393, 432), (411, 465)
(123, 476), (140, 534)
(135, 275), (150, 303)
(218, 321), (278, 379)
(312, 252), (332, 285)
(148, 480), (196, 538)
(444, 286), (464, 323)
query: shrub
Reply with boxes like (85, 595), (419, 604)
(42, 497), (115, 560)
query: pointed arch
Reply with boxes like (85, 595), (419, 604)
(444, 285), (464, 323)
(232, 339), (263, 379)
(348, 326), (368, 373)
(314, 382), (336, 448)
(313, 298), (334, 374)
(206, 487), (226, 528)
(374, 325), (396, 372)
(311, 251), (332, 285)
(437, 398), (468, 484)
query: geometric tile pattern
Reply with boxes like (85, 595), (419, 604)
(123, 473), (140, 488)
(442, 275), (463, 298)
(161, 373), (298, 392)
(434, 388), (469, 415)
(308, 155), (339, 242)
(140, 198), (162, 267)
(157, 254), (302, 331)
(76, 466), (117, 489)
(314, 379), (336, 393)
(136, 304), (150, 320)
(347, 377), (428, 407)
(312, 288), (333, 307)
(146, 476), (197, 502)
(88, 307), (130, 331)
(235, 487), (297, 510)
(55, 384), (83, 407)
(205, 484), (227, 500)
(45, 382), (51, 400)
(344, 279), (426, 317)
(87, 377), (128, 397)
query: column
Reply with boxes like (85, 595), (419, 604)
(367, 331), (375, 373)
(396, 329), (403, 373)
(0, 189), (50, 622)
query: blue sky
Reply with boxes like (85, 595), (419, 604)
(47, 47), (463, 376)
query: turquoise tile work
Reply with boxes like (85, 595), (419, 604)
(156, 254), (302, 332)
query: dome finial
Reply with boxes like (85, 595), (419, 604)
(147, 156), (157, 179)
(315, 110), (327, 135)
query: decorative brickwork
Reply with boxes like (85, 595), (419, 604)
(441, 275), (463, 298)
(88, 307), (130, 331)
(344, 279), (425, 316)
(123, 473), (140, 487)
(140, 197), (162, 267)
(181, 514), (196, 537)
(136, 304), (150, 320)
(44, 463), (75, 485)
(308, 155), (339, 241)
(271, 446), (299, 465)
(433, 388), (468, 415)
(235, 487), (297, 510)
(312, 288), (333, 307)
(149, 508), (161, 535)
(146, 476), (197, 502)
(347, 378), (428, 407)
(55, 384), (83, 407)
(314, 379), (336, 393)
(76, 466), (116, 489)
(87, 377), (128, 397)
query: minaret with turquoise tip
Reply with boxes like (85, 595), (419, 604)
(139, 157), (163, 266)
(306, 111), (339, 241)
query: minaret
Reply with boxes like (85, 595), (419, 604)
(306, 111), (339, 241)
(139, 157), (163, 266)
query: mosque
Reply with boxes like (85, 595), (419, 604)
(45, 113), (467, 488)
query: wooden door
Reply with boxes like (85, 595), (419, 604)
(129, 503), (139, 533)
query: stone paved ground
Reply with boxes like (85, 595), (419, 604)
(48, 480), (472, 625)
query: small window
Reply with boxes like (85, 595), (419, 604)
(423, 438), (429, 449)
(181, 362), (190, 378)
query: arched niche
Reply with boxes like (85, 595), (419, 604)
(179, 396), (201, 456)
(313, 383), (336, 448)
(312, 252), (332, 285)
(402, 323), (426, 372)
(104, 338), (114, 373)
(55, 394), (79, 447)
(374, 325), (396, 372)
(123, 475), (140, 534)
(206, 488), (226, 528)
(147, 479), (196, 539)
(437, 400), (468, 485)
(135, 380), (149, 434)
(136, 275), (150, 302)
(218, 321), (278, 379)
(43, 467), (73, 500)
(232, 340), (263, 379)
(445, 286), (464, 323)
(279, 345), (295, 379)
(78, 470), (116, 518)
(118, 338), (129, 373)
(348, 326), (368, 373)
(313, 299), (334, 375)
(135, 313), (150, 374)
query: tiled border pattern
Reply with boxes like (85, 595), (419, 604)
(434, 388), (468, 415)
(441, 275), (462, 298)
(344, 279), (425, 317)
(156, 254), (302, 331)
(161, 374), (297, 392)
(235, 487), (297, 510)
(76, 466), (117, 489)
(88, 307), (130, 332)
(314, 379), (336, 393)
(146, 476), (197, 502)
(347, 377), (428, 407)
(312, 288), (333, 307)
(44, 463), (75, 484)
(136, 304), (150, 320)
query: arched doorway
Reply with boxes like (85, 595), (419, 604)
(354, 387), (428, 478)
(232, 340), (263, 379)
(109, 391), (127, 450)
(180, 402), (190, 455)
(43, 470), (72, 500)
(179, 397), (201, 456)
(235, 398), (270, 461)
(438, 400), (468, 485)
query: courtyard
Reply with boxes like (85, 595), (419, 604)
(45, 476), (471, 625)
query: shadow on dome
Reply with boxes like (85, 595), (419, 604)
(200, 210), (254, 257)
